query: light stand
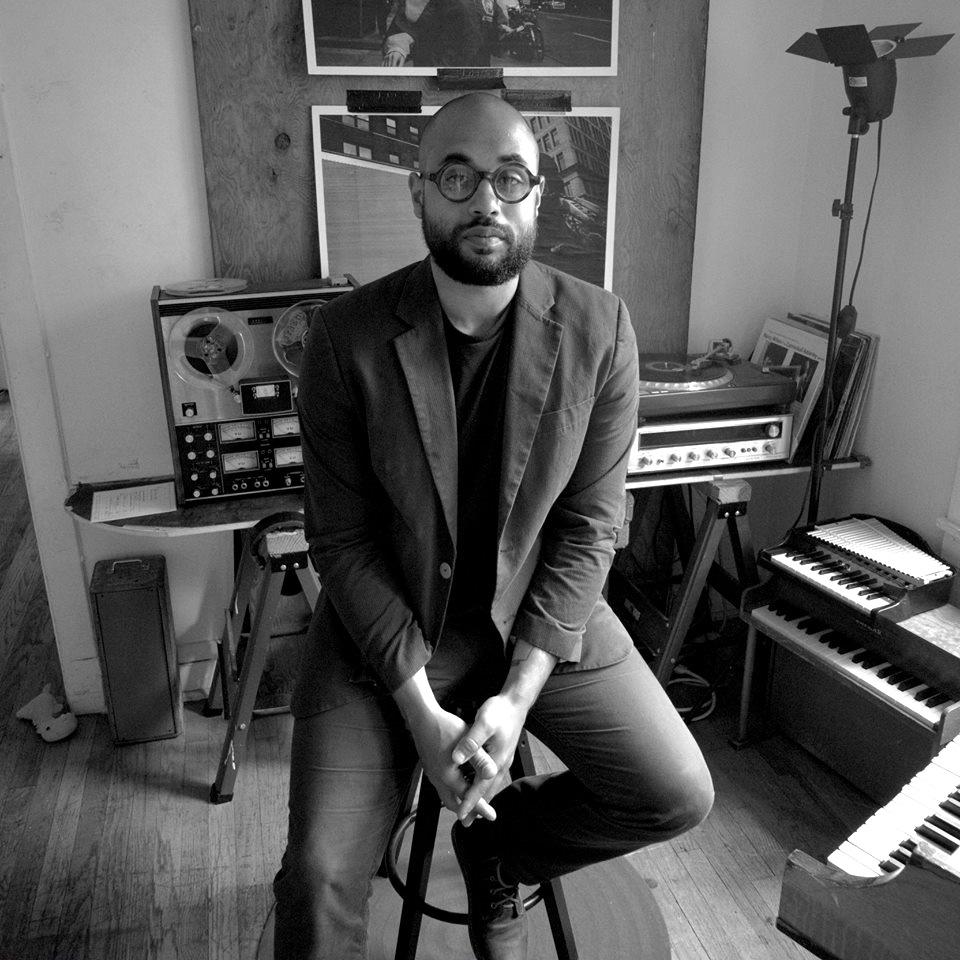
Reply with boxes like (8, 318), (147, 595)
(785, 22), (953, 525)
(806, 112), (868, 525)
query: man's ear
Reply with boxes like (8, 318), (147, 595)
(532, 176), (545, 216)
(409, 170), (424, 219)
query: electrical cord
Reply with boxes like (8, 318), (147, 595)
(847, 119), (883, 307)
(786, 119), (883, 534)
(667, 664), (717, 722)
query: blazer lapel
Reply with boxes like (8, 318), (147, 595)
(393, 260), (459, 543)
(499, 263), (562, 540)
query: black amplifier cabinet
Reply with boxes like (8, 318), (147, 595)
(151, 277), (355, 505)
(90, 556), (181, 744)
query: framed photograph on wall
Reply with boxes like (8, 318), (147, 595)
(311, 105), (620, 289)
(302, 1), (619, 76)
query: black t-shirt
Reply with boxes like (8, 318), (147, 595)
(442, 307), (512, 632)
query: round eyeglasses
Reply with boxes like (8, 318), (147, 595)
(423, 161), (543, 203)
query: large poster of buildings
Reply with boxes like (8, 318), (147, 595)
(312, 106), (619, 288)
(303, 1), (619, 75)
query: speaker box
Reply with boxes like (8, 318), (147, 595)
(89, 556), (182, 744)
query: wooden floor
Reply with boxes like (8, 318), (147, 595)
(0, 394), (876, 959)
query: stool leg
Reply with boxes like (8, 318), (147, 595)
(541, 880), (579, 960)
(395, 775), (442, 960)
(210, 571), (284, 804)
(514, 734), (579, 960)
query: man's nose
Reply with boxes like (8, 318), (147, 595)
(468, 175), (502, 216)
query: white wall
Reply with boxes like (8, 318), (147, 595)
(0, 1), (231, 711)
(691, 0), (960, 556)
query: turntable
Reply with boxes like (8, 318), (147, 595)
(637, 354), (796, 417)
(630, 353), (797, 475)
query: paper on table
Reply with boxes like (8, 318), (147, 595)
(90, 482), (177, 522)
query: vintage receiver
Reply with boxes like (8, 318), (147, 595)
(630, 411), (791, 473)
(628, 354), (796, 475)
(151, 277), (355, 505)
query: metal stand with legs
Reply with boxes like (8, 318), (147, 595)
(650, 480), (759, 685)
(207, 512), (320, 804)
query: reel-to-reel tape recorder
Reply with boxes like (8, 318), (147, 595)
(151, 277), (355, 505)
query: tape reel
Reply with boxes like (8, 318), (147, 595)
(168, 307), (253, 389)
(273, 300), (322, 378)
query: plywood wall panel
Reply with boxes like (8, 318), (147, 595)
(187, 0), (707, 353)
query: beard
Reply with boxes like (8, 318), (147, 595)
(421, 213), (536, 286)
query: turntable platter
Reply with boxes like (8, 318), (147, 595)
(637, 357), (734, 392)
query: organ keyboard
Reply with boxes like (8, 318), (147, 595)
(749, 599), (960, 732)
(738, 515), (960, 802)
(761, 515), (953, 617)
(777, 734), (960, 960)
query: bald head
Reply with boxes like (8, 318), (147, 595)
(418, 93), (540, 174)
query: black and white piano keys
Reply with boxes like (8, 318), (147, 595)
(736, 516), (960, 774)
(746, 517), (960, 958)
(763, 515), (954, 615)
(828, 735), (960, 878)
(776, 735), (960, 960)
(749, 600), (960, 731)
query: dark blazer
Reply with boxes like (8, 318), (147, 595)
(292, 257), (639, 717)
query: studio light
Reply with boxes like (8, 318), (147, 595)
(785, 22), (953, 523)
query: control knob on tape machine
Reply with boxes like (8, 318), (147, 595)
(151, 277), (355, 505)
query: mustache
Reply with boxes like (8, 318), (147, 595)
(457, 217), (512, 240)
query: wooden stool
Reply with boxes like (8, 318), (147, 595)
(385, 731), (579, 960)
(206, 511), (320, 804)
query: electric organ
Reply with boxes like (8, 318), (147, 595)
(739, 514), (960, 958)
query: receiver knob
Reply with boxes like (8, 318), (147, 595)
(668, 453), (682, 464)
(723, 447), (736, 457)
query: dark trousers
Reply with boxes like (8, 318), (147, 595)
(273, 643), (714, 959)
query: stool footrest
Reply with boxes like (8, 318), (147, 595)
(388, 742), (579, 959)
(385, 809), (545, 925)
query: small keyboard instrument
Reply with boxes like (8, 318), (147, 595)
(777, 734), (960, 960)
(738, 515), (960, 802)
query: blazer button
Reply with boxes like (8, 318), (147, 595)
(439, 562), (452, 579)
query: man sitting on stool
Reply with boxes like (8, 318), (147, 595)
(272, 92), (714, 960)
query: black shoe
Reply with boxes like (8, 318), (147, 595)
(451, 820), (528, 960)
